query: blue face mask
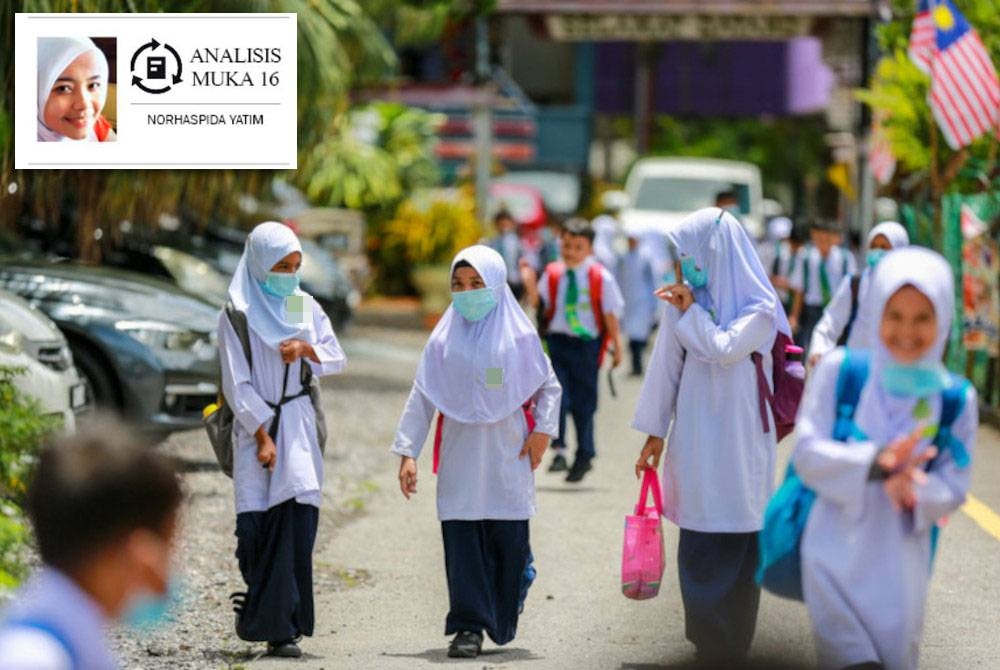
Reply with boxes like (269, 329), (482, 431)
(452, 287), (498, 322)
(681, 256), (708, 289)
(262, 271), (300, 297)
(866, 249), (888, 269)
(123, 578), (182, 632)
(880, 360), (950, 398)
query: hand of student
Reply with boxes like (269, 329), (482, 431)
(655, 284), (694, 312)
(519, 432), (551, 470)
(635, 436), (665, 479)
(256, 434), (277, 471)
(788, 314), (799, 334)
(519, 259), (537, 288)
(876, 424), (928, 474)
(808, 353), (822, 369)
(611, 338), (624, 369)
(399, 456), (418, 500)
(279, 339), (316, 364)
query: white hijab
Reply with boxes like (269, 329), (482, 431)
(666, 207), (792, 354)
(853, 247), (954, 443)
(414, 245), (551, 424)
(37, 37), (109, 142)
(866, 221), (910, 250)
(226, 221), (317, 349)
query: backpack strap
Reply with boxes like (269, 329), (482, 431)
(432, 402), (536, 475)
(837, 274), (862, 347)
(802, 247), (811, 300)
(588, 263), (612, 365)
(543, 261), (565, 330)
(3, 618), (78, 669)
(931, 376), (971, 469)
(832, 349), (870, 442)
(224, 301), (253, 370)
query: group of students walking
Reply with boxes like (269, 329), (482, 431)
(0, 207), (979, 670)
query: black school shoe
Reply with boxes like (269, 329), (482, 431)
(447, 631), (483, 658)
(267, 637), (303, 658)
(565, 459), (592, 483)
(548, 453), (569, 472)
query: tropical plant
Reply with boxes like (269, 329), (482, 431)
(0, 365), (62, 587)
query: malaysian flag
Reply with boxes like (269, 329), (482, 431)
(909, 0), (936, 74)
(927, 0), (1000, 149)
(869, 114), (896, 185)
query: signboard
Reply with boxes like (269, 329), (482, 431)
(15, 13), (297, 169)
(545, 14), (815, 41)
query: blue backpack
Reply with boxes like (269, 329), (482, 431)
(755, 349), (971, 601)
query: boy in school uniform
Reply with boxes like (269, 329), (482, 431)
(0, 417), (183, 670)
(788, 220), (857, 354)
(525, 218), (625, 482)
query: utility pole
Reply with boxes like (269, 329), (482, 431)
(473, 13), (493, 225)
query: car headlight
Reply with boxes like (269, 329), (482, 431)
(0, 329), (24, 354)
(115, 320), (209, 353)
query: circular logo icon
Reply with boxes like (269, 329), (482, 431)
(130, 38), (183, 94)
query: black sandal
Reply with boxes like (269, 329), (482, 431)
(447, 631), (483, 658)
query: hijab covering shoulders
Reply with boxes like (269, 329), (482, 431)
(37, 36), (109, 142)
(666, 207), (792, 341)
(226, 221), (316, 349)
(866, 221), (909, 249)
(852, 246), (953, 443)
(415, 245), (551, 424)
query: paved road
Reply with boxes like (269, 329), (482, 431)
(253, 326), (1000, 670)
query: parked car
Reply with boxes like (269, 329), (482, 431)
(103, 244), (231, 306)
(0, 289), (88, 432)
(494, 170), (583, 219)
(488, 182), (547, 231)
(604, 157), (764, 240)
(0, 259), (220, 439)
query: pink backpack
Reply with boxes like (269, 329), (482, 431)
(621, 467), (665, 600)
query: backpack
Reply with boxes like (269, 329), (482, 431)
(203, 301), (327, 477)
(755, 349), (970, 601)
(542, 261), (611, 365)
(751, 331), (805, 443)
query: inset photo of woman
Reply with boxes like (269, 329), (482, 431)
(37, 36), (117, 142)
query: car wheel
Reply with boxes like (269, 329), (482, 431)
(69, 342), (122, 411)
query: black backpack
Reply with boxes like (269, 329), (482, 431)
(203, 301), (327, 477)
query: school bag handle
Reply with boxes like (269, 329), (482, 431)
(636, 467), (663, 517)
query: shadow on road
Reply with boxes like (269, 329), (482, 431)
(380, 646), (543, 664)
(535, 485), (604, 494)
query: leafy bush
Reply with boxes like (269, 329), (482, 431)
(0, 365), (62, 586)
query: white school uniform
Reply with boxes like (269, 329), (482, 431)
(794, 247), (976, 670)
(789, 244), (857, 307)
(391, 245), (562, 521)
(0, 568), (117, 670)
(219, 221), (347, 514)
(539, 257), (625, 338)
(810, 222), (910, 361)
(616, 247), (659, 342)
(632, 207), (791, 532)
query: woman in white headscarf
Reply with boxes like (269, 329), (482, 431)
(391, 245), (561, 659)
(218, 221), (346, 658)
(632, 207), (791, 665)
(793, 247), (977, 669)
(37, 37), (116, 142)
(808, 221), (910, 365)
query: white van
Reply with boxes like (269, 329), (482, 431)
(604, 157), (764, 240)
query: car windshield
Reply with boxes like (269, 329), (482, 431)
(498, 173), (580, 215)
(153, 247), (230, 303)
(633, 178), (751, 214)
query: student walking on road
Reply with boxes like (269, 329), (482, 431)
(392, 245), (561, 659)
(218, 221), (347, 659)
(632, 207), (791, 665)
(793, 247), (977, 670)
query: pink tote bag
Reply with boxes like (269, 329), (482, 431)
(621, 467), (665, 600)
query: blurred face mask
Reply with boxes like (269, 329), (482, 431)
(451, 287), (497, 322)
(680, 256), (708, 289)
(880, 360), (950, 398)
(262, 271), (300, 297)
(866, 249), (888, 269)
(121, 531), (180, 632)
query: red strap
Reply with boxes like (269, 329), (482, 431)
(433, 403), (535, 476)
(543, 261), (564, 328)
(636, 467), (663, 516)
(589, 263), (611, 366)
